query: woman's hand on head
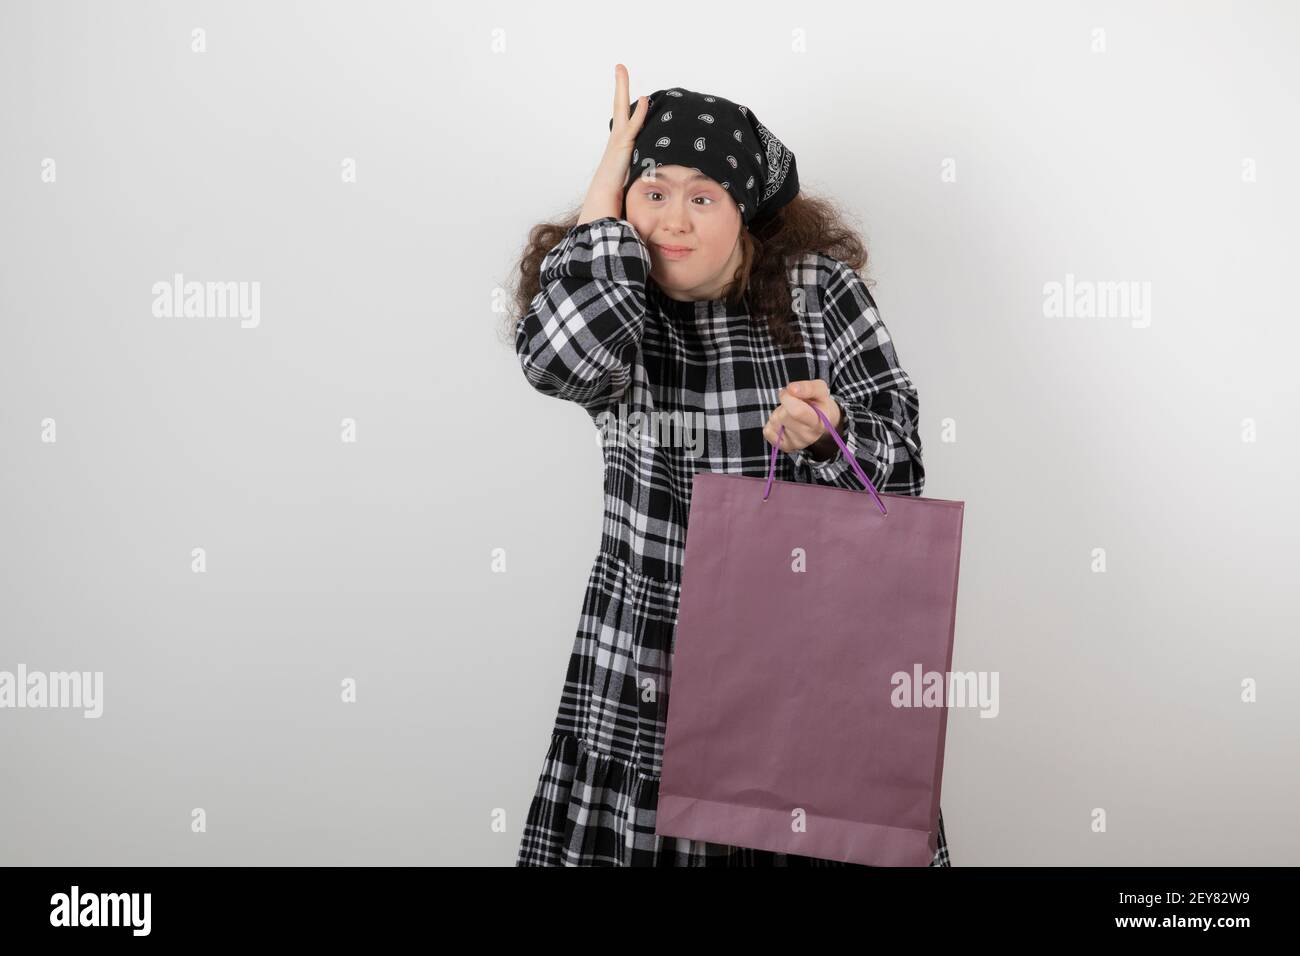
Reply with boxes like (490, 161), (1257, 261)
(763, 379), (843, 453)
(578, 64), (649, 226)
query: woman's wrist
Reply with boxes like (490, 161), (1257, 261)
(806, 401), (847, 461)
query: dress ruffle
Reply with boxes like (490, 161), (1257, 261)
(517, 730), (950, 867)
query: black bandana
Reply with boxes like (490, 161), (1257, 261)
(609, 87), (799, 229)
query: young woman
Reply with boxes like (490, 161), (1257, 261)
(506, 65), (949, 866)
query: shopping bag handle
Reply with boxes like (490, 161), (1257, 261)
(763, 399), (889, 516)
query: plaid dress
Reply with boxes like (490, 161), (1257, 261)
(514, 216), (950, 867)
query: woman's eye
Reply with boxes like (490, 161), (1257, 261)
(644, 191), (714, 205)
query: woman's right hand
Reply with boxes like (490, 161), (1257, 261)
(578, 64), (649, 225)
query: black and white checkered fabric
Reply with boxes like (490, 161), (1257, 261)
(514, 216), (948, 866)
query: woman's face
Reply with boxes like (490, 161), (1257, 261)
(624, 164), (743, 302)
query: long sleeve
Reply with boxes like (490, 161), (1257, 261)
(792, 260), (926, 496)
(515, 216), (651, 414)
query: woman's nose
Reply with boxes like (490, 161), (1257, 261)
(662, 199), (689, 231)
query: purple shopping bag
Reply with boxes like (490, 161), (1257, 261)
(655, 402), (964, 866)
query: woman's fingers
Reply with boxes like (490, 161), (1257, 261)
(762, 408), (782, 449)
(613, 64), (628, 124)
(764, 405), (803, 452)
(765, 381), (833, 451)
(629, 93), (647, 134)
(788, 379), (830, 401)
(778, 386), (822, 431)
(610, 64), (646, 139)
(582, 66), (647, 222)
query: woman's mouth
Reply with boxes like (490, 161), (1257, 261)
(655, 244), (694, 260)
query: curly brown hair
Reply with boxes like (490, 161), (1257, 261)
(498, 189), (872, 354)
